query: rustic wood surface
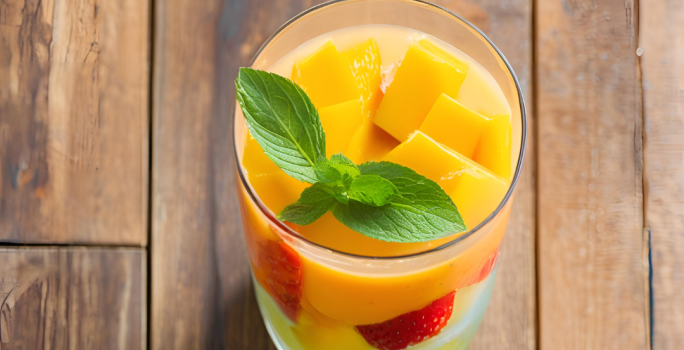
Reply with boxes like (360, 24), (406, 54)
(537, 0), (649, 349)
(0, 0), (149, 245)
(151, 0), (227, 347)
(0, 248), (146, 349)
(151, 1), (320, 348)
(641, 0), (684, 348)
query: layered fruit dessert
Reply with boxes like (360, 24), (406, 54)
(235, 24), (516, 350)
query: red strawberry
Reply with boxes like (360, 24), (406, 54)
(457, 246), (501, 289)
(356, 291), (456, 350)
(257, 240), (302, 322)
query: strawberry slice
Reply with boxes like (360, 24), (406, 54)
(457, 246), (501, 289)
(356, 291), (456, 350)
(257, 240), (302, 322)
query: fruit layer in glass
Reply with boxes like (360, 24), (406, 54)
(233, 1), (526, 349)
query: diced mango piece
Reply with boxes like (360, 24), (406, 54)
(242, 131), (310, 221)
(243, 133), (280, 176)
(345, 119), (399, 164)
(450, 165), (509, 229)
(384, 131), (508, 228)
(384, 131), (461, 193)
(294, 306), (373, 350)
(473, 114), (512, 180)
(292, 41), (360, 109)
(249, 171), (309, 214)
(456, 64), (511, 118)
(418, 94), (488, 159)
(374, 40), (469, 141)
(318, 99), (364, 157)
(343, 38), (384, 118)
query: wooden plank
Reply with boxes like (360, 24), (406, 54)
(0, 248), (146, 349)
(443, 0), (538, 349)
(152, 0), (331, 347)
(641, 0), (684, 348)
(0, 0), (149, 245)
(151, 0), (307, 348)
(537, 0), (648, 349)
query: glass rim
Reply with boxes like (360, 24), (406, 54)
(232, 0), (528, 260)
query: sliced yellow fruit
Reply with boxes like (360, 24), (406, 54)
(473, 114), (513, 180)
(374, 39), (468, 141)
(384, 131), (509, 228)
(318, 99), (364, 157)
(418, 93), (488, 159)
(295, 300), (374, 350)
(249, 171), (309, 214)
(343, 38), (384, 118)
(345, 119), (399, 164)
(242, 133), (280, 176)
(292, 41), (360, 109)
(455, 64), (511, 118)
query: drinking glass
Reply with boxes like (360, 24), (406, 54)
(232, 1), (527, 349)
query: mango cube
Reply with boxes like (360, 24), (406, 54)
(345, 119), (399, 164)
(318, 99), (364, 157)
(374, 40), (469, 141)
(249, 171), (309, 214)
(384, 131), (508, 228)
(343, 38), (384, 118)
(418, 94), (488, 159)
(243, 134), (280, 176)
(473, 114), (513, 180)
(243, 133), (309, 214)
(456, 64), (511, 118)
(292, 41), (360, 109)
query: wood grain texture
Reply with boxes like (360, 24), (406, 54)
(537, 0), (648, 349)
(0, 248), (146, 350)
(151, 0), (322, 348)
(426, 1), (537, 349)
(641, 0), (684, 348)
(0, 0), (149, 245)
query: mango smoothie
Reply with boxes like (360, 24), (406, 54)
(234, 19), (523, 350)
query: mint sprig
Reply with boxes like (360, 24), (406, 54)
(347, 175), (400, 207)
(277, 183), (338, 225)
(334, 162), (466, 242)
(236, 68), (466, 243)
(236, 68), (325, 183)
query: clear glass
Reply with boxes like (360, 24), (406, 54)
(232, 1), (527, 349)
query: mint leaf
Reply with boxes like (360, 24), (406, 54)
(236, 68), (326, 183)
(329, 154), (360, 178)
(313, 154), (361, 184)
(331, 161), (466, 243)
(278, 183), (337, 225)
(348, 175), (401, 207)
(329, 183), (350, 204)
(313, 158), (342, 183)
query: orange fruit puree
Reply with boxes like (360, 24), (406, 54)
(238, 34), (514, 333)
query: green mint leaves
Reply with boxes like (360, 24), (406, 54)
(348, 175), (400, 207)
(333, 162), (466, 242)
(277, 183), (338, 225)
(235, 68), (326, 183)
(236, 68), (466, 243)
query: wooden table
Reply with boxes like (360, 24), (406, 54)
(0, 0), (681, 349)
